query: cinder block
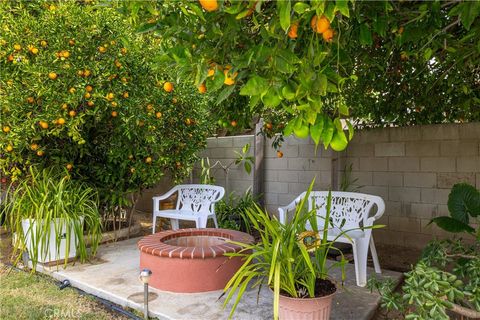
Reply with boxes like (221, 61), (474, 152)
(388, 216), (421, 233)
(209, 148), (226, 158)
(404, 172), (437, 188)
(456, 157), (480, 172)
(265, 181), (289, 194)
(388, 157), (420, 172)
(420, 157), (456, 172)
(298, 171), (320, 184)
(359, 157), (388, 171)
(284, 136), (312, 145)
(216, 137), (234, 147)
(278, 193), (297, 206)
(374, 142), (405, 157)
(288, 182), (311, 195)
(278, 171), (300, 183)
(389, 187), (421, 202)
(229, 168), (253, 181)
(420, 188), (450, 205)
(345, 143), (374, 157)
(206, 138), (217, 148)
(360, 186), (388, 200)
(349, 172), (373, 185)
(264, 193), (278, 205)
(458, 122), (480, 139)
(265, 158), (288, 170)
(232, 135), (254, 147)
(403, 233), (434, 249)
(437, 205), (449, 216)
(264, 170), (278, 182)
(287, 158), (309, 170)
(411, 203), (438, 219)
(405, 141), (440, 156)
(373, 172), (403, 187)
(308, 158), (332, 171)
(298, 144), (323, 158)
(477, 173), (480, 189)
(372, 229), (405, 247)
(389, 127), (422, 141)
(352, 128), (389, 144)
(421, 124), (459, 140)
(440, 141), (478, 156)
(437, 173), (475, 189)
(384, 201), (402, 216)
(341, 158), (360, 171)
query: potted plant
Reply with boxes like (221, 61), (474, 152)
(3, 167), (102, 270)
(223, 181), (352, 320)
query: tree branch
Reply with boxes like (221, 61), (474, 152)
(450, 302), (480, 319)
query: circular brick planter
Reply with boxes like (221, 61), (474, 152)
(138, 228), (253, 293)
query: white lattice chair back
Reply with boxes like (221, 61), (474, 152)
(176, 184), (225, 214)
(306, 191), (383, 231)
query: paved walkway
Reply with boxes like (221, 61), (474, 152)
(38, 238), (402, 320)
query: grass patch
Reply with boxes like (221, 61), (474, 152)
(0, 267), (127, 320)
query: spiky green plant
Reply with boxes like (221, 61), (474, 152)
(2, 167), (101, 271)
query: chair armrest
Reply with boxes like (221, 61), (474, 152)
(366, 196), (386, 226)
(278, 195), (304, 224)
(152, 187), (178, 212)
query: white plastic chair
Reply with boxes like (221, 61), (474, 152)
(278, 191), (385, 287)
(152, 184), (225, 233)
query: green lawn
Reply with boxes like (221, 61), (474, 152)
(0, 267), (128, 320)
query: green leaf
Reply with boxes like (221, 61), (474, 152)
(240, 75), (269, 96)
(282, 85), (296, 100)
(330, 129), (348, 151)
(294, 122), (309, 139)
(283, 120), (295, 136)
(187, 3), (206, 22)
(338, 102), (349, 116)
(310, 117), (324, 146)
(459, 1), (480, 30)
(424, 48), (433, 61)
(136, 22), (157, 34)
(206, 69), (225, 92)
(306, 110), (317, 125)
(314, 73), (328, 96)
(215, 85), (236, 105)
(323, 2), (336, 21)
(430, 217), (475, 234)
(244, 161), (252, 175)
(346, 119), (354, 140)
(448, 183), (480, 221)
(278, 0), (292, 32)
(359, 24), (373, 46)
(335, 0), (349, 17)
(262, 87), (282, 107)
(293, 2), (310, 14)
(321, 118), (335, 149)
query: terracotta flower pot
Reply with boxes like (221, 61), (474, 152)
(278, 289), (336, 320)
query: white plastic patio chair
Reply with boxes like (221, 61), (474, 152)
(278, 191), (385, 287)
(152, 184), (225, 233)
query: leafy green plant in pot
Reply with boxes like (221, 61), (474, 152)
(222, 180), (350, 320)
(2, 167), (102, 271)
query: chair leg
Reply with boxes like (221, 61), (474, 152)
(152, 215), (156, 234)
(212, 215), (218, 228)
(170, 219), (179, 230)
(352, 240), (369, 287)
(370, 237), (382, 274)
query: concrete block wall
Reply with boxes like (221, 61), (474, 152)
(340, 122), (480, 249)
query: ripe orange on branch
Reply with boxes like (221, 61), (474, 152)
(198, 83), (207, 94)
(199, 0), (218, 12)
(311, 15), (330, 34)
(288, 22), (299, 39)
(48, 72), (58, 80)
(322, 28), (334, 42)
(163, 82), (174, 92)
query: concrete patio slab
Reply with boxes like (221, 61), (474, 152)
(37, 238), (402, 320)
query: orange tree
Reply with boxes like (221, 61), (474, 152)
(0, 1), (213, 215)
(124, 0), (480, 150)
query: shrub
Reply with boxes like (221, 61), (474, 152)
(0, 1), (213, 213)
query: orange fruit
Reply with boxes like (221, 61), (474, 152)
(31, 47), (39, 54)
(61, 103), (68, 110)
(122, 92), (129, 98)
(121, 48), (127, 55)
(145, 156), (152, 164)
(62, 50), (70, 58)
(185, 118), (192, 125)
(69, 87), (76, 94)
(27, 97), (35, 104)
(111, 101), (117, 107)
(114, 60), (122, 68)
(30, 143), (39, 151)
(84, 69), (91, 77)
(163, 82), (174, 92)
(155, 112), (162, 118)
(265, 122), (273, 130)
(199, 0), (218, 12)
(69, 39), (75, 46)
(3, 126), (11, 133)
(69, 110), (77, 117)
(106, 92), (115, 100)
(207, 68), (215, 77)
(146, 104), (154, 111)
(13, 44), (21, 51)
(77, 70), (84, 77)
(84, 92), (91, 99)
(66, 163), (73, 170)
(85, 85), (93, 92)
(87, 101), (94, 107)
(111, 111), (118, 117)
(398, 26), (404, 34)
(37, 150), (44, 156)
(277, 151), (284, 158)
(48, 72), (58, 80)
(288, 22), (298, 39)
(172, 97), (178, 104)
(322, 28), (334, 42)
(223, 68), (238, 86)
(98, 46), (106, 53)
(231, 120), (238, 127)
(7, 55), (14, 62)
(57, 118), (66, 125)
(39, 121), (49, 129)
(6, 145), (13, 152)
(311, 15), (330, 34)
(198, 83), (207, 94)
(40, 40), (47, 47)
(121, 77), (128, 83)
(130, 167), (135, 173)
